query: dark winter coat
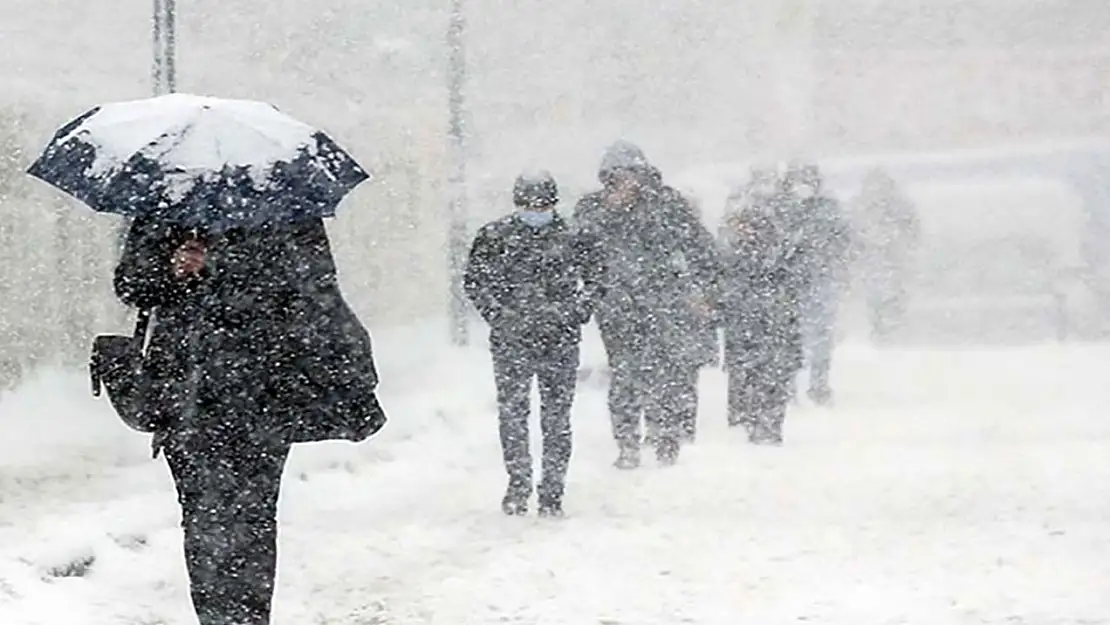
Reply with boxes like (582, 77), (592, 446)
(464, 212), (605, 352)
(574, 171), (719, 366)
(114, 216), (384, 446)
(789, 195), (854, 298)
(718, 212), (804, 374)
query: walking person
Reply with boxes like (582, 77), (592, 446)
(718, 197), (805, 444)
(464, 171), (605, 517)
(851, 168), (920, 342)
(114, 216), (386, 625)
(30, 94), (385, 625)
(780, 162), (853, 405)
(575, 141), (719, 468)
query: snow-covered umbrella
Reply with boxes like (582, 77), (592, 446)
(27, 93), (370, 230)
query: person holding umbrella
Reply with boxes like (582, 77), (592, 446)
(30, 94), (386, 625)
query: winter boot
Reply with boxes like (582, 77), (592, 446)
(680, 414), (697, 443)
(747, 423), (766, 445)
(655, 437), (680, 466)
(613, 442), (641, 470)
(748, 412), (774, 445)
(752, 408), (786, 446)
(537, 479), (565, 519)
(538, 498), (565, 518)
(501, 478), (531, 516)
(808, 385), (833, 406)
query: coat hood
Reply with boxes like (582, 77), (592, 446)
(598, 140), (652, 184)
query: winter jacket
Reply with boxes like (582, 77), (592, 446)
(795, 196), (853, 291)
(718, 213), (804, 374)
(464, 212), (605, 351)
(114, 216), (384, 446)
(574, 167), (720, 366)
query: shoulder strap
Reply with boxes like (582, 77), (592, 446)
(134, 309), (152, 342)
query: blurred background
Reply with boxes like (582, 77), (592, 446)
(2, 0), (1110, 384)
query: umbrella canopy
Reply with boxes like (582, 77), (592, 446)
(27, 93), (370, 230)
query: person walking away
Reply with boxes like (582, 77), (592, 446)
(718, 200), (805, 444)
(574, 141), (719, 468)
(464, 171), (605, 517)
(851, 168), (920, 342)
(780, 162), (852, 405)
(114, 216), (384, 625)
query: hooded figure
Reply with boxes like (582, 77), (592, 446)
(851, 168), (919, 341)
(574, 141), (719, 468)
(718, 199), (804, 444)
(114, 216), (385, 625)
(780, 162), (853, 405)
(464, 171), (605, 517)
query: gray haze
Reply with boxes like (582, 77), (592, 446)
(1, 0), (1109, 370)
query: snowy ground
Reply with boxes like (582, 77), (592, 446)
(2, 325), (1110, 625)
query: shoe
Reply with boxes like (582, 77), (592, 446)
(538, 500), (564, 518)
(501, 496), (528, 516)
(748, 423), (768, 445)
(749, 425), (784, 446)
(614, 445), (641, 470)
(656, 438), (680, 466)
(808, 386), (833, 406)
(501, 480), (530, 516)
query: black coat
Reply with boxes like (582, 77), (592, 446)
(574, 176), (719, 365)
(718, 215), (804, 374)
(114, 217), (384, 446)
(464, 212), (605, 352)
(792, 195), (854, 297)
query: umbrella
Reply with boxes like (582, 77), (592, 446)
(27, 93), (370, 230)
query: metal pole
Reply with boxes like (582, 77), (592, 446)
(124, 0), (167, 254)
(152, 0), (164, 95)
(165, 0), (177, 93)
(446, 0), (469, 346)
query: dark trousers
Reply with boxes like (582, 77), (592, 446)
(800, 305), (836, 394)
(727, 359), (790, 435)
(605, 336), (698, 450)
(866, 265), (908, 341)
(491, 339), (579, 505)
(165, 431), (290, 625)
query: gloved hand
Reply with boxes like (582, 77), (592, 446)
(572, 302), (593, 325)
(540, 302), (592, 327)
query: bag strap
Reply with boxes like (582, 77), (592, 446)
(134, 309), (153, 344)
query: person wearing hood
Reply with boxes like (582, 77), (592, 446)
(718, 195), (805, 444)
(113, 215), (386, 625)
(780, 162), (853, 406)
(721, 164), (780, 230)
(574, 141), (719, 468)
(851, 168), (919, 342)
(464, 171), (605, 517)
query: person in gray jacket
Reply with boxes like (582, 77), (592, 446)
(574, 141), (719, 468)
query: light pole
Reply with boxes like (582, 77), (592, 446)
(122, 0), (175, 256)
(446, 0), (469, 346)
(152, 0), (177, 96)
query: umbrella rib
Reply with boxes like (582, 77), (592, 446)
(145, 116), (201, 169)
